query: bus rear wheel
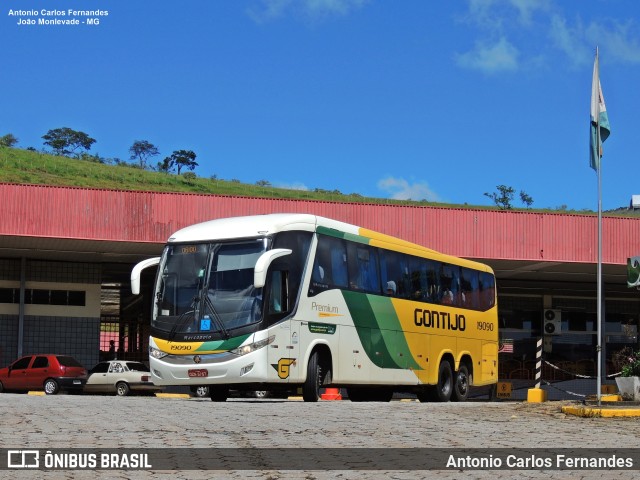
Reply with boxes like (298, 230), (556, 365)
(451, 364), (469, 402)
(435, 360), (453, 401)
(422, 360), (453, 402)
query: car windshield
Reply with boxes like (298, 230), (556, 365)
(153, 239), (267, 337)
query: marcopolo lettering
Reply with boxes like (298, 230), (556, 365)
(413, 308), (466, 331)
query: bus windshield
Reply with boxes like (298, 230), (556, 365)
(152, 239), (267, 338)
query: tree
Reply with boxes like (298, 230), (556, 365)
(171, 150), (198, 175)
(163, 149), (198, 175)
(157, 157), (172, 173)
(0, 133), (18, 147)
(129, 140), (159, 169)
(42, 127), (96, 157)
(484, 185), (515, 210)
(519, 190), (534, 208)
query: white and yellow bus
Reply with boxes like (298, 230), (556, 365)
(131, 214), (498, 402)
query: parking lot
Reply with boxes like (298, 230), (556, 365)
(2, 393), (640, 479)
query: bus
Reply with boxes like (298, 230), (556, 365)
(131, 213), (498, 402)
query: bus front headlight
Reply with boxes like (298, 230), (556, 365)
(149, 346), (169, 360)
(230, 335), (275, 356)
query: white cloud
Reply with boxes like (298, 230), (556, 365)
(549, 15), (640, 67)
(274, 181), (310, 191)
(508, 0), (550, 26)
(455, 37), (519, 74)
(463, 0), (549, 29)
(248, 0), (367, 23)
(548, 14), (591, 68)
(377, 176), (441, 202)
(586, 21), (640, 65)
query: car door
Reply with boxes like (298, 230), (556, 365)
(5, 356), (33, 390)
(25, 356), (50, 390)
(106, 362), (127, 392)
(85, 362), (111, 392)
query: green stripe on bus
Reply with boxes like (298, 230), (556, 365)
(367, 295), (421, 370)
(194, 334), (251, 352)
(342, 291), (420, 370)
(316, 226), (371, 245)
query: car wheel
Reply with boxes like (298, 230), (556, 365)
(44, 378), (60, 395)
(193, 386), (209, 398)
(253, 390), (268, 399)
(116, 382), (130, 397)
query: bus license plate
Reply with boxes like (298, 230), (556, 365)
(188, 369), (208, 378)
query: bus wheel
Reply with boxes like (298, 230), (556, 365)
(451, 364), (469, 402)
(302, 351), (322, 402)
(430, 360), (453, 402)
(209, 386), (229, 402)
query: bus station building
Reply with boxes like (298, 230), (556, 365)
(1, 183), (639, 397)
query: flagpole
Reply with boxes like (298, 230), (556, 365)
(596, 137), (602, 406)
(595, 46), (602, 406)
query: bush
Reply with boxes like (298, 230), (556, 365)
(612, 347), (640, 377)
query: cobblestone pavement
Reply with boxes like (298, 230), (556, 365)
(1, 393), (639, 480)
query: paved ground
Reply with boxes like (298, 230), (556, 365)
(1, 393), (640, 480)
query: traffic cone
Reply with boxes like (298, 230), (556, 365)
(320, 388), (342, 400)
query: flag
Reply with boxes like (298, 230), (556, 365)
(498, 339), (513, 353)
(590, 48), (611, 171)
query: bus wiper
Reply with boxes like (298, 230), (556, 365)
(203, 294), (230, 340)
(168, 296), (198, 340)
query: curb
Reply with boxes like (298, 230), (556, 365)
(562, 405), (640, 417)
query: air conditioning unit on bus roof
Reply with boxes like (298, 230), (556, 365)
(543, 309), (562, 335)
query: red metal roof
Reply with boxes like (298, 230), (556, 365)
(1, 183), (638, 265)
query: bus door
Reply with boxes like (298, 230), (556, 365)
(267, 319), (299, 384)
(265, 267), (300, 385)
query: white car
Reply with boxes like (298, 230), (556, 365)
(84, 361), (162, 396)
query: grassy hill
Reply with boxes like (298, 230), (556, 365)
(0, 146), (444, 206)
(1, 146), (631, 216)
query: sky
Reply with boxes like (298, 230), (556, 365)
(1, 0), (639, 211)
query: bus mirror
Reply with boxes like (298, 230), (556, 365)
(254, 249), (292, 288)
(131, 257), (161, 295)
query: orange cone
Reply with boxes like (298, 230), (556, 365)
(320, 388), (342, 400)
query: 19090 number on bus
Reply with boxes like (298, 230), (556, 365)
(477, 321), (494, 331)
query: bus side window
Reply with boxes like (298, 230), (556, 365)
(479, 272), (496, 310)
(462, 268), (479, 310)
(410, 258), (428, 301)
(440, 265), (454, 305)
(268, 270), (288, 314)
(347, 244), (380, 293)
(331, 247), (348, 287)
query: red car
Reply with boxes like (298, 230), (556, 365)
(0, 354), (88, 395)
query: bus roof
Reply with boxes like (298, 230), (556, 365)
(168, 214), (493, 273)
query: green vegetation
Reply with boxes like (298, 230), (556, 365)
(0, 146), (441, 205)
(484, 185), (534, 210)
(0, 146), (635, 216)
